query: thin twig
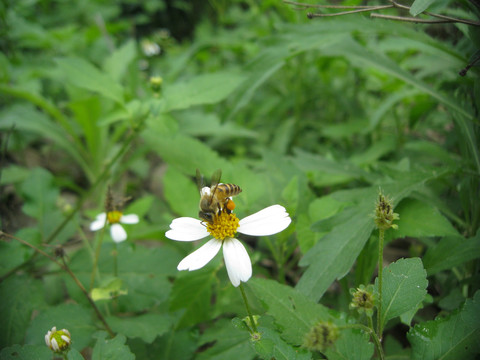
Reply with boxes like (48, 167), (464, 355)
(308, 5), (392, 18)
(370, 13), (458, 23)
(284, 0), (375, 9)
(0, 231), (115, 337)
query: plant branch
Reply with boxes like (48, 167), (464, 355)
(344, 324), (385, 360)
(0, 231), (115, 337)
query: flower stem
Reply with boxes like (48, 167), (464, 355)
(376, 228), (384, 340)
(239, 283), (258, 333)
(344, 323), (385, 360)
(90, 217), (107, 291)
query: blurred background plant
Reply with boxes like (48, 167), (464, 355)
(0, 0), (479, 359)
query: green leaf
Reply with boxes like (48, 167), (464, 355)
(103, 40), (137, 82)
(297, 175), (431, 301)
(163, 166), (199, 218)
(107, 313), (171, 344)
(196, 319), (255, 360)
(55, 57), (124, 104)
(408, 291), (480, 360)
(409, 0), (436, 16)
(0, 275), (44, 349)
(248, 278), (332, 346)
(91, 332), (135, 360)
(255, 326), (311, 360)
(25, 303), (96, 351)
(325, 328), (374, 360)
(394, 198), (459, 239)
(169, 268), (216, 328)
(163, 71), (246, 112)
(423, 230), (480, 275)
(0, 344), (51, 360)
(375, 258), (428, 328)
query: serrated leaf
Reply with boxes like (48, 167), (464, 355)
(91, 332), (135, 360)
(248, 278), (332, 346)
(169, 268), (216, 328)
(196, 319), (255, 360)
(325, 328), (374, 360)
(408, 291), (480, 360)
(423, 230), (480, 275)
(0, 344), (51, 360)
(297, 175), (432, 301)
(107, 313), (171, 344)
(375, 258), (428, 328)
(25, 303), (96, 351)
(163, 71), (246, 112)
(394, 198), (459, 238)
(55, 57), (124, 104)
(0, 275), (44, 349)
(255, 327), (311, 360)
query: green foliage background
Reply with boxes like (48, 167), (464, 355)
(0, 0), (479, 359)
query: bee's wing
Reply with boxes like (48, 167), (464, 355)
(196, 168), (205, 192)
(209, 169), (222, 200)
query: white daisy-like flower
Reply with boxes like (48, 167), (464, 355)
(166, 205), (291, 287)
(90, 211), (139, 243)
(45, 326), (71, 353)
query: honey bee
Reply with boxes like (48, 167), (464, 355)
(196, 169), (242, 223)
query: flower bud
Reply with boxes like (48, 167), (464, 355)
(45, 326), (71, 353)
(303, 321), (339, 352)
(350, 284), (376, 316)
(150, 76), (163, 94)
(374, 191), (399, 230)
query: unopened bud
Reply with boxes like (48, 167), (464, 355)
(303, 321), (339, 352)
(45, 326), (71, 353)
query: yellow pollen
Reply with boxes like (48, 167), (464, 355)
(107, 210), (122, 224)
(207, 211), (240, 241)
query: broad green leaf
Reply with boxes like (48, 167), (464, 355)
(163, 165), (199, 218)
(423, 230), (480, 275)
(196, 319), (255, 360)
(0, 165), (30, 185)
(325, 328), (374, 360)
(25, 303), (96, 351)
(255, 326), (311, 360)
(169, 268), (216, 328)
(103, 40), (137, 82)
(0, 344), (51, 360)
(91, 332), (135, 360)
(410, 0), (436, 16)
(107, 313), (171, 344)
(408, 291), (480, 360)
(248, 278), (332, 346)
(141, 132), (229, 176)
(297, 175), (431, 301)
(91, 278), (127, 301)
(394, 198), (459, 239)
(55, 57), (124, 104)
(163, 71), (246, 112)
(375, 258), (428, 328)
(0, 275), (44, 349)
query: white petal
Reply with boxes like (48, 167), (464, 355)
(110, 223), (127, 243)
(120, 214), (139, 224)
(177, 238), (222, 271)
(61, 335), (70, 343)
(51, 338), (59, 352)
(238, 205), (291, 236)
(166, 217), (209, 241)
(223, 238), (252, 287)
(45, 333), (50, 347)
(90, 213), (107, 231)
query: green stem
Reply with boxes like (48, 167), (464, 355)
(344, 324), (385, 360)
(239, 283), (258, 333)
(376, 228), (385, 340)
(113, 242), (118, 278)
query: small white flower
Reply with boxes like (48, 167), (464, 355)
(166, 205), (291, 287)
(45, 326), (71, 353)
(90, 211), (139, 243)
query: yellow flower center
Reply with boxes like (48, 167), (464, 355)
(207, 211), (240, 241)
(107, 210), (122, 224)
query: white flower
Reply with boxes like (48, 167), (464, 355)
(166, 205), (291, 287)
(90, 211), (139, 243)
(45, 326), (71, 353)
